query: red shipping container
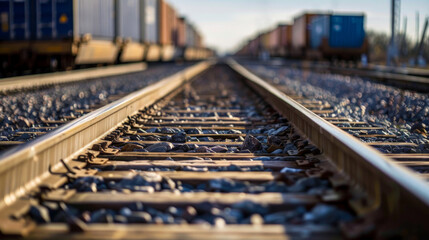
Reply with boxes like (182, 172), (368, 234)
(279, 24), (292, 47)
(268, 28), (280, 50)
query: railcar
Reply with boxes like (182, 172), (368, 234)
(0, 0), (213, 73)
(236, 12), (368, 62)
(309, 14), (368, 61)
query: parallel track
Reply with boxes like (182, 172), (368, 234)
(251, 71), (429, 179)
(244, 59), (429, 92)
(0, 63), (191, 151)
(0, 60), (428, 239)
(0, 63), (147, 93)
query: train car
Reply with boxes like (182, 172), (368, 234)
(1, 0), (212, 74)
(0, 0), (32, 71)
(309, 14), (368, 60)
(116, 0), (145, 63)
(277, 24), (292, 57)
(235, 11), (369, 62)
(259, 31), (271, 60)
(183, 23), (197, 60)
(267, 28), (279, 57)
(159, 0), (176, 61)
(175, 16), (187, 60)
(141, 0), (161, 62)
(249, 35), (261, 57)
(30, 0), (118, 69)
(291, 12), (327, 58)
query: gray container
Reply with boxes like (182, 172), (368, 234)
(115, 0), (140, 41)
(185, 23), (195, 47)
(77, 0), (115, 40)
(140, 0), (159, 44)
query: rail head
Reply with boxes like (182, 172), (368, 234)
(0, 60), (214, 209)
(227, 59), (429, 229)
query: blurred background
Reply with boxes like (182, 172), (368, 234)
(1, 0), (428, 77)
(171, 0), (429, 66)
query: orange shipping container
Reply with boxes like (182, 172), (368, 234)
(262, 32), (272, 51)
(195, 31), (203, 48)
(159, 0), (177, 45)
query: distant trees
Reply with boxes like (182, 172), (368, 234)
(367, 30), (429, 66)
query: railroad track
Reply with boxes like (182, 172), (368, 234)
(0, 60), (428, 239)
(244, 59), (429, 92)
(0, 63), (147, 93)
(240, 61), (429, 179)
(0, 63), (145, 150)
(326, 66), (429, 93)
(0, 63), (194, 151)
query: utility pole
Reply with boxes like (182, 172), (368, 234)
(415, 17), (428, 65)
(400, 17), (407, 57)
(387, 0), (400, 66)
(416, 12), (420, 44)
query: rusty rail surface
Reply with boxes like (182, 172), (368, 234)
(0, 61), (213, 209)
(0, 63), (147, 93)
(228, 59), (429, 233)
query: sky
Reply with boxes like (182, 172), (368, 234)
(168, 0), (429, 54)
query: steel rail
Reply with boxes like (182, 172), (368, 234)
(0, 63), (147, 93)
(228, 59), (429, 233)
(243, 59), (429, 92)
(328, 66), (429, 92)
(0, 61), (213, 209)
(364, 63), (429, 78)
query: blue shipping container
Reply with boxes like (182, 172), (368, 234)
(329, 15), (365, 48)
(140, 0), (159, 43)
(33, 0), (73, 39)
(33, 0), (115, 40)
(116, 0), (140, 41)
(0, 0), (31, 40)
(310, 14), (365, 49)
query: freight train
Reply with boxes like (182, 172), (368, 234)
(0, 0), (214, 72)
(236, 12), (368, 61)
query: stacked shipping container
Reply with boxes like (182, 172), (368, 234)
(0, 0), (206, 48)
(30, 0), (116, 41)
(159, 0), (174, 45)
(116, 0), (141, 42)
(0, 0), (31, 40)
(140, 0), (159, 44)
